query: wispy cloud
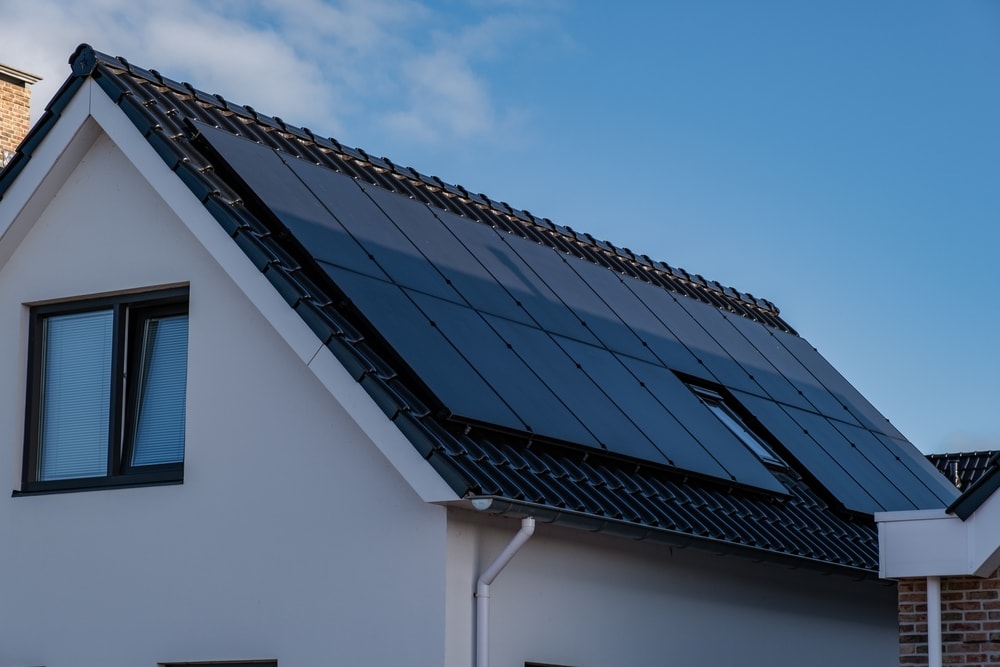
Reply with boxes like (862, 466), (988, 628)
(0, 0), (561, 147)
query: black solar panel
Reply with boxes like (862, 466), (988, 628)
(833, 422), (953, 508)
(616, 355), (786, 492)
(730, 390), (884, 513)
(404, 290), (598, 446)
(195, 120), (945, 506)
(622, 279), (760, 392)
(778, 332), (905, 439)
(725, 315), (861, 423)
(574, 267), (707, 378)
(318, 265), (524, 430)
(284, 156), (454, 299)
(194, 122), (385, 280)
(680, 305), (810, 410)
(358, 183), (532, 325)
(886, 432), (962, 501)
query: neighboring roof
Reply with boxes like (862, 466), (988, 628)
(0, 45), (960, 576)
(940, 452), (1000, 520)
(928, 450), (998, 491)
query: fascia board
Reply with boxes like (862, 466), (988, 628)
(86, 84), (458, 504)
(0, 80), (100, 271)
(878, 492), (1000, 578)
(876, 509), (968, 578)
(965, 489), (1000, 577)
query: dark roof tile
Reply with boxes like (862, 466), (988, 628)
(929, 450), (998, 490)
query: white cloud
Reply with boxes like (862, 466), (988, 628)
(383, 50), (495, 142)
(0, 0), (559, 147)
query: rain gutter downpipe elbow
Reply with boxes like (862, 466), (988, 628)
(475, 516), (535, 667)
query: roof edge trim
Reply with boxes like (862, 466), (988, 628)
(459, 496), (879, 579)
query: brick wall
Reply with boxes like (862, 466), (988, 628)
(0, 65), (40, 164)
(899, 570), (1000, 666)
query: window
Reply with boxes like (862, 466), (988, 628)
(21, 287), (189, 493)
(688, 384), (787, 468)
(161, 663), (276, 667)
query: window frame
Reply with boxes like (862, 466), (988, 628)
(687, 383), (789, 469)
(161, 663), (277, 667)
(20, 287), (189, 494)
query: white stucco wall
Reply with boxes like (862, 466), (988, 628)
(446, 510), (897, 667)
(0, 130), (447, 667)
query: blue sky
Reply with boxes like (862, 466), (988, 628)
(3, 0), (998, 453)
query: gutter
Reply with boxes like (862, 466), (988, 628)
(927, 576), (942, 667)
(475, 516), (535, 667)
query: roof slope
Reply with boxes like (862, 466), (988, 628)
(0, 45), (960, 576)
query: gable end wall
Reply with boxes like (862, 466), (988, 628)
(0, 120), (448, 667)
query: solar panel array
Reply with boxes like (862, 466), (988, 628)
(196, 121), (957, 513)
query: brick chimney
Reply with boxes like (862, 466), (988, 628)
(0, 63), (42, 167)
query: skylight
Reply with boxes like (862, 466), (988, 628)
(688, 385), (787, 468)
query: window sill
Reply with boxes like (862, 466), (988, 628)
(13, 469), (183, 496)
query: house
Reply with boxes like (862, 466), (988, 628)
(0, 45), (960, 667)
(879, 452), (1000, 667)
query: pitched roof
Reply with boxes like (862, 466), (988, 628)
(924, 451), (1000, 520)
(0, 45), (960, 576)
(928, 450), (999, 491)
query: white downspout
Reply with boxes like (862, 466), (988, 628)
(475, 516), (535, 667)
(927, 576), (942, 667)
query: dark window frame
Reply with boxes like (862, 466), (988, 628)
(686, 382), (789, 469)
(19, 287), (189, 495)
(161, 663), (277, 667)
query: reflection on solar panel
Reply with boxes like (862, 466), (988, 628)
(194, 120), (958, 511)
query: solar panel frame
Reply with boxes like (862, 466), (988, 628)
(195, 122), (385, 280)
(731, 390), (885, 514)
(778, 333), (906, 439)
(832, 421), (952, 509)
(283, 156), (456, 300)
(502, 239), (661, 364)
(405, 291), (600, 446)
(358, 182), (538, 326)
(616, 356), (787, 493)
(482, 313), (663, 460)
(622, 278), (760, 392)
(725, 314), (864, 426)
(876, 432), (961, 503)
(433, 208), (603, 347)
(316, 265), (526, 430)
(198, 118), (931, 505)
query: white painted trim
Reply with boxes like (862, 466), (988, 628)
(1, 77), (458, 504)
(927, 576), (942, 667)
(878, 489), (1000, 578)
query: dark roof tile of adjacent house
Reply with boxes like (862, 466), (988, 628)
(929, 451), (999, 491)
(926, 451), (1000, 520)
(0, 45), (962, 576)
